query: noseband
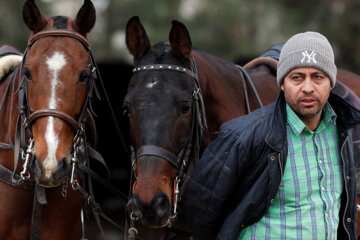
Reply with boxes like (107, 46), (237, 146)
(129, 58), (207, 229)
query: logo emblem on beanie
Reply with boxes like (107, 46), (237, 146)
(301, 50), (317, 63)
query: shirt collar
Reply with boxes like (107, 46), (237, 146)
(286, 102), (337, 136)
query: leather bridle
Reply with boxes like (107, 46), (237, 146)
(0, 30), (110, 240)
(128, 58), (208, 236)
(10, 30), (99, 187)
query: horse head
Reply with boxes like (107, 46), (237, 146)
(125, 16), (202, 227)
(21, 0), (95, 187)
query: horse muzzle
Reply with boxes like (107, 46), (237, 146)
(127, 193), (172, 228)
(30, 155), (70, 187)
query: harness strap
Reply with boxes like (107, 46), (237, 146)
(72, 181), (124, 231)
(28, 30), (90, 49)
(30, 184), (47, 240)
(30, 192), (42, 240)
(77, 160), (128, 200)
(0, 143), (12, 150)
(0, 73), (13, 113)
(235, 65), (263, 112)
(88, 51), (130, 158)
(0, 164), (34, 189)
(132, 63), (197, 79)
(87, 146), (111, 182)
(137, 145), (179, 168)
(29, 109), (79, 130)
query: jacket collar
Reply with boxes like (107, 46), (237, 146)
(265, 91), (360, 152)
(328, 92), (360, 130)
(265, 91), (287, 152)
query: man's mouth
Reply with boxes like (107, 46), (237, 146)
(299, 97), (317, 107)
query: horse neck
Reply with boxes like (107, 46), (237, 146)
(192, 50), (249, 144)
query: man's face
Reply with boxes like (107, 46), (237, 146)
(281, 67), (332, 122)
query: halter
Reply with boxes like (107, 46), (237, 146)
(128, 58), (207, 234)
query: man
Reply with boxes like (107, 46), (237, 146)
(183, 32), (360, 240)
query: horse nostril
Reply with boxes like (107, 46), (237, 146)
(151, 193), (170, 217)
(127, 195), (144, 220)
(30, 156), (42, 176)
(60, 157), (67, 169)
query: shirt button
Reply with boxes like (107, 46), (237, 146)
(241, 224), (245, 228)
(347, 218), (351, 223)
(270, 199), (274, 204)
(319, 160), (322, 164)
(270, 156), (275, 161)
(346, 176), (350, 180)
(322, 187), (325, 191)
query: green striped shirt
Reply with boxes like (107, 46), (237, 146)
(239, 103), (343, 240)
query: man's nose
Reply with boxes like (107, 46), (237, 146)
(302, 78), (314, 93)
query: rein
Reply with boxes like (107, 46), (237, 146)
(127, 58), (207, 239)
(0, 30), (127, 240)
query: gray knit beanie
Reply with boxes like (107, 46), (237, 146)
(277, 31), (337, 87)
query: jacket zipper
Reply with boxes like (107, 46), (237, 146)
(340, 134), (351, 239)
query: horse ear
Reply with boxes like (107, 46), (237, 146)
(23, 0), (47, 33)
(126, 16), (151, 61)
(169, 20), (192, 59)
(73, 0), (96, 36)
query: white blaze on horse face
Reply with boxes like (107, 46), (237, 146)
(43, 52), (67, 178)
(146, 79), (158, 88)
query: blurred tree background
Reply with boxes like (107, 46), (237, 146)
(0, 0), (359, 72)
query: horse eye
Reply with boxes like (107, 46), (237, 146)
(180, 102), (192, 115)
(79, 70), (90, 83)
(23, 68), (32, 80)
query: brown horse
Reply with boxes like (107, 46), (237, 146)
(0, 0), (97, 239)
(125, 17), (360, 239)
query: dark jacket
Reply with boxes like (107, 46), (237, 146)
(183, 91), (360, 240)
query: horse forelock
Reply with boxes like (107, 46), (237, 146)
(50, 16), (70, 30)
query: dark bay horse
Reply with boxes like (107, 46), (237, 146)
(0, 0), (97, 239)
(125, 17), (360, 238)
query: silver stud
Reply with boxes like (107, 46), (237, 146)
(168, 66), (172, 69)
(183, 69), (186, 71)
(137, 68), (140, 71)
(151, 66), (154, 69)
(176, 67), (180, 70)
(160, 65), (163, 68)
(143, 66), (147, 69)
